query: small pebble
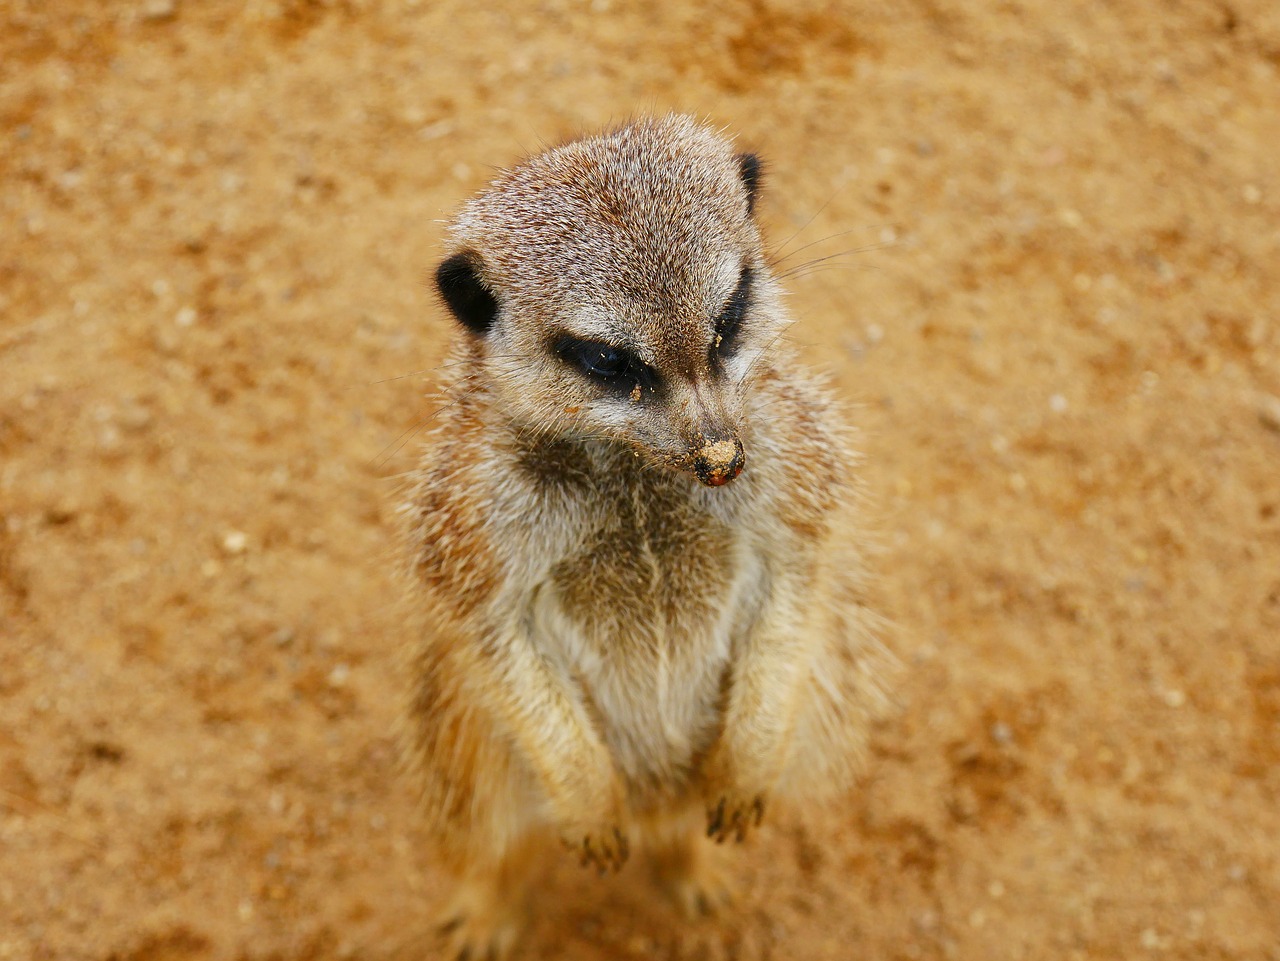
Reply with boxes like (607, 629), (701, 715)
(1258, 393), (1280, 433)
(141, 0), (176, 21)
(97, 425), (123, 453)
(119, 401), (153, 432)
(913, 910), (939, 932)
(419, 120), (454, 141)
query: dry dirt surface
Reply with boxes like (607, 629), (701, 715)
(3, 1), (1279, 959)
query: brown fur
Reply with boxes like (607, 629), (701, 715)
(398, 115), (896, 958)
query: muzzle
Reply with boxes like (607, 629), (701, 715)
(692, 437), (745, 487)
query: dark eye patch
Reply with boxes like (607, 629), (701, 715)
(553, 335), (658, 395)
(712, 266), (753, 360)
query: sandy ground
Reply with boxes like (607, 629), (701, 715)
(3, 1), (1279, 959)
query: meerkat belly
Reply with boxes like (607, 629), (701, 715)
(535, 518), (754, 793)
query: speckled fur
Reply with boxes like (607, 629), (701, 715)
(398, 115), (894, 958)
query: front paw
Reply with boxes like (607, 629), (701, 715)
(561, 823), (630, 874)
(706, 791), (766, 844)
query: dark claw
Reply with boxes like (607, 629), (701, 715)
(752, 796), (765, 825)
(438, 916), (464, 936)
(707, 798), (726, 838)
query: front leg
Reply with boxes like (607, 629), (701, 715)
(413, 599), (631, 873)
(703, 570), (817, 843)
(466, 624), (631, 871)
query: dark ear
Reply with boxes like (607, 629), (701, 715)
(737, 152), (763, 215)
(435, 251), (498, 335)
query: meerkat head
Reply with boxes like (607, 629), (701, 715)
(435, 115), (788, 487)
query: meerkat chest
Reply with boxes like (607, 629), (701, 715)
(551, 507), (740, 648)
(530, 494), (756, 785)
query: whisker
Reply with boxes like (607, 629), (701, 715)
(776, 242), (898, 280)
(770, 223), (901, 269)
(348, 352), (539, 393)
(372, 402), (456, 471)
(771, 186), (848, 261)
(346, 366), (444, 390)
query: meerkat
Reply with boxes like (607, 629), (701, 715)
(400, 114), (893, 959)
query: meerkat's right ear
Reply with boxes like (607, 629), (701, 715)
(436, 251), (498, 335)
(737, 153), (763, 215)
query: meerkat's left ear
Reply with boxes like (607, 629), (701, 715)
(436, 250), (499, 335)
(737, 153), (763, 215)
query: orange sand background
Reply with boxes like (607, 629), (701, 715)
(2, 1), (1278, 958)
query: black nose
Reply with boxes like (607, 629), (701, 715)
(693, 438), (745, 487)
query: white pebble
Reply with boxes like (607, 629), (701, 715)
(1258, 393), (1280, 433)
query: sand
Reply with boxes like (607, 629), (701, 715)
(2, 1), (1278, 958)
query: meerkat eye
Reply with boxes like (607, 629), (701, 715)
(712, 266), (754, 360)
(554, 335), (654, 392)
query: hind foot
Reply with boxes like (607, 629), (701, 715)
(650, 831), (739, 919)
(435, 843), (542, 961)
(435, 885), (526, 961)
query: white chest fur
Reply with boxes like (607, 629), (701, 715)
(524, 518), (764, 795)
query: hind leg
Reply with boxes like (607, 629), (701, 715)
(426, 743), (554, 960)
(436, 829), (548, 961)
(644, 807), (740, 919)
